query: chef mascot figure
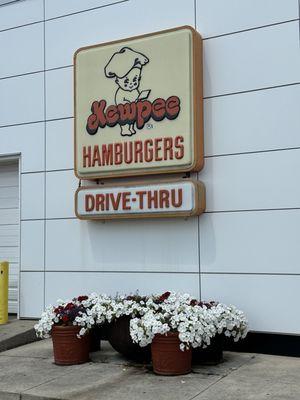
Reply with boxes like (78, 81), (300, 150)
(104, 47), (150, 137)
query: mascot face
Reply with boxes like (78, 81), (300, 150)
(115, 67), (142, 91)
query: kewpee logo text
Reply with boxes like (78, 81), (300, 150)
(86, 96), (181, 135)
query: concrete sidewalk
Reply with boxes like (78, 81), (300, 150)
(0, 317), (37, 353)
(0, 339), (299, 400)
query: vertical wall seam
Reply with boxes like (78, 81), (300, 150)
(194, 0), (201, 300)
(43, 0), (46, 310)
(298, 0), (300, 45)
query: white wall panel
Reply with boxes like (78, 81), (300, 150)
(201, 274), (300, 334)
(0, 23), (43, 78)
(201, 148), (300, 212)
(45, 271), (199, 305)
(45, 170), (77, 218)
(204, 84), (300, 156)
(0, 0), (43, 31)
(45, 0), (121, 19)
(21, 172), (44, 220)
(196, 0), (298, 38)
(203, 22), (300, 97)
(0, 123), (44, 172)
(21, 220), (44, 271)
(20, 272), (44, 317)
(45, 217), (198, 272)
(45, 67), (73, 120)
(200, 210), (300, 274)
(46, 119), (73, 171)
(45, 0), (195, 69)
(0, 73), (44, 126)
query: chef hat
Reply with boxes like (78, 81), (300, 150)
(104, 47), (149, 79)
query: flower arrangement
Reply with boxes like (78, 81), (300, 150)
(209, 302), (248, 342)
(87, 293), (148, 327)
(129, 292), (248, 351)
(34, 293), (99, 338)
(35, 291), (248, 347)
(129, 291), (219, 351)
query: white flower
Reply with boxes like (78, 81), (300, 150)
(35, 291), (248, 348)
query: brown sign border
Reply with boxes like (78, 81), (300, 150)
(74, 25), (203, 180)
(75, 179), (205, 220)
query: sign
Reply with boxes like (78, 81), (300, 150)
(75, 180), (205, 220)
(74, 26), (203, 179)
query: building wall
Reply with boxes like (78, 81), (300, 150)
(0, 0), (299, 334)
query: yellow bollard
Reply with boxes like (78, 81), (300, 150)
(0, 262), (9, 324)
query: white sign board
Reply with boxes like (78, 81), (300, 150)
(74, 26), (203, 179)
(75, 180), (205, 220)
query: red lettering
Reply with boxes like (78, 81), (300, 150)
(106, 105), (119, 127)
(85, 194), (94, 212)
(95, 194), (105, 211)
(175, 136), (184, 159)
(147, 190), (158, 209)
(159, 190), (170, 208)
(144, 139), (153, 162)
(82, 146), (92, 168)
(151, 98), (166, 121)
(102, 144), (113, 166)
(136, 100), (152, 129)
(163, 137), (173, 160)
(92, 146), (101, 167)
(86, 100), (107, 134)
(171, 188), (182, 208)
(154, 138), (163, 161)
(86, 96), (181, 135)
(136, 191), (147, 210)
(122, 192), (131, 210)
(124, 142), (133, 164)
(110, 192), (122, 210)
(114, 143), (123, 165)
(118, 102), (136, 124)
(105, 193), (110, 211)
(166, 96), (180, 120)
(134, 141), (143, 163)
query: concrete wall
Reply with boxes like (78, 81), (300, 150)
(0, 0), (299, 334)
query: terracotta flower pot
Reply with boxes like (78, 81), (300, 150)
(192, 334), (223, 365)
(151, 332), (192, 375)
(51, 325), (90, 365)
(107, 316), (151, 362)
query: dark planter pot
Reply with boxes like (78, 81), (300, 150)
(151, 332), (192, 376)
(192, 334), (223, 365)
(51, 325), (90, 365)
(89, 326), (101, 352)
(107, 316), (151, 362)
(98, 322), (110, 341)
